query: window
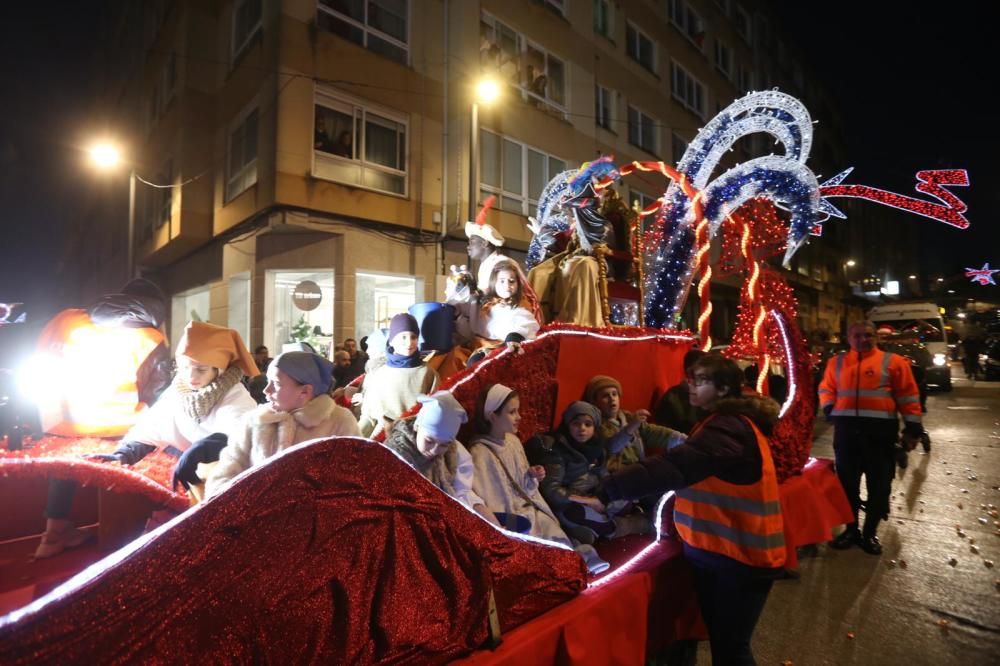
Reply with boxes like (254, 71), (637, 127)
(480, 129), (566, 217)
(171, 286), (211, 347)
(232, 0), (262, 60)
(734, 4), (751, 43)
(594, 0), (613, 38)
(314, 89), (408, 196)
(626, 23), (656, 73)
(265, 270), (335, 357)
(228, 273), (251, 347)
(627, 105), (657, 154)
(355, 272), (422, 337)
(227, 106), (258, 201)
(523, 42), (566, 110)
(671, 133), (689, 165)
(669, 0), (705, 48)
(318, 0), (409, 65)
(671, 62), (705, 117)
(158, 158), (173, 230)
(480, 15), (520, 83)
(738, 65), (754, 93)
(714, 40), (733, 80)
(632, 190), (659, 212)
(595, 85), (613, 130)
(541, 0), (565, 15)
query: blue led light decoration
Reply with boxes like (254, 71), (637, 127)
(641, 91), (827, 329)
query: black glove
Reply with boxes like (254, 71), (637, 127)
(172, 433), (228, 491)
(902, 421), (923, 439)
(84, 441), (155, 465)
(822, 404), (833, 422)
(83, 452), (125, 464)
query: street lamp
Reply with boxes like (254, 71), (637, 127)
(469, 77), (501, 224)
(88, 142), (137, 279)
(845, 259), (856, 267)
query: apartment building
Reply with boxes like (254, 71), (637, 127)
(74, 0), (912, 354)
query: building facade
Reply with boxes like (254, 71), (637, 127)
(73, 0), (921, 356)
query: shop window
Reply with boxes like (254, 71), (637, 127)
(228, 273), (251, 348)
(355, 272), (422, 338)
(171, 286), (211, 347)
(265, 270), (335, 357)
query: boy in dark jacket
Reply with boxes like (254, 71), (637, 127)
(527, 401), (650, 545)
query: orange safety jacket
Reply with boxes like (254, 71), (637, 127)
(674, 415), (786, 568)
(818, 348), (922, 426)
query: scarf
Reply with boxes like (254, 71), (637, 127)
(383, 418), (460, 498)
(385, 349), (424, 369)
(173, 365), (243, 423)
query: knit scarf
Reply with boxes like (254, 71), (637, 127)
(174, 365), (243, 423)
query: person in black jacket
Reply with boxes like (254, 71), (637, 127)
(526, 401), (648, 545)
(602, 353), (783, 666)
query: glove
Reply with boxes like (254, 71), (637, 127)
(83, 452), (125, 464)
(822, 404), (833, 422)
(84, 441), (156, 465)
(172, 433), (228, 491)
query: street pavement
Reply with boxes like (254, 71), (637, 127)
(728, 369), (1000, 665)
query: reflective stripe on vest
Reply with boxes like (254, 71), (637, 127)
(674, 415), (786, 568)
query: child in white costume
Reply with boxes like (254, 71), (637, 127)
(357, 313), (438, 437)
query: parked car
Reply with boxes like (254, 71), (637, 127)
(979, 337), (1000, 380)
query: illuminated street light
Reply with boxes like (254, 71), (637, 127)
(475, 77), (501, 105)
(88, 139), (137, 278)
(469, 77), (502, 224)
(908, 274), (917, 279)
(88, 143), (121, 170)
(936, 277), (944, 283)
(846, 259), (856, 267)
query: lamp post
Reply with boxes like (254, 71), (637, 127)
(88, 142), (137, 279)
(469, 77), (501, 224)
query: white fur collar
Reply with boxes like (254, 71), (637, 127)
(252, 394), (338, 427)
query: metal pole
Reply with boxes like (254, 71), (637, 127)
(127, 168), (137, 279)
(469, 102), (479, 225)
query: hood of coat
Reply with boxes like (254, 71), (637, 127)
(712, 394), (780, 436)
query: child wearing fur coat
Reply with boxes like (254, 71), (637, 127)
(206, 350), (360, 497)
(456, 260), (541, 348)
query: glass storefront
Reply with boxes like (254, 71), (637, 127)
(170, 286), (211, 347)
(355, 272), (422, 338)
(265, 270), (335, 357)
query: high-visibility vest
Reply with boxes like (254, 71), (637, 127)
(674, 414), (786, 568)
(818, 348), (922, 426)
(35, 309), (167, 438)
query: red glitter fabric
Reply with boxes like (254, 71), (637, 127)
(0, 437), (586, 664)
(0, 436), (189, 512)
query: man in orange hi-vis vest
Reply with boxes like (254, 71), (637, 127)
(820, 320), (922, 555)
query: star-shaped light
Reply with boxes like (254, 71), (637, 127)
(965, 262), (999, 286)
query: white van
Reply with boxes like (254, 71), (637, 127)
(867, 302), (951, 390)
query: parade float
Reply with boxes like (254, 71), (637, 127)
(0, 91), (970, 663)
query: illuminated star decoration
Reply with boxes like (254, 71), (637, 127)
(965, 262), (999, 286)
(0, 303), (26, 326)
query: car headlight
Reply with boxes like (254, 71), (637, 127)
(932, 353), (947, 366)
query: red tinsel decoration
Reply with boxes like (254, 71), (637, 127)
(1, 436), (189, 512)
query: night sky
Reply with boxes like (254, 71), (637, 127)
(1, 2), (997, 347)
